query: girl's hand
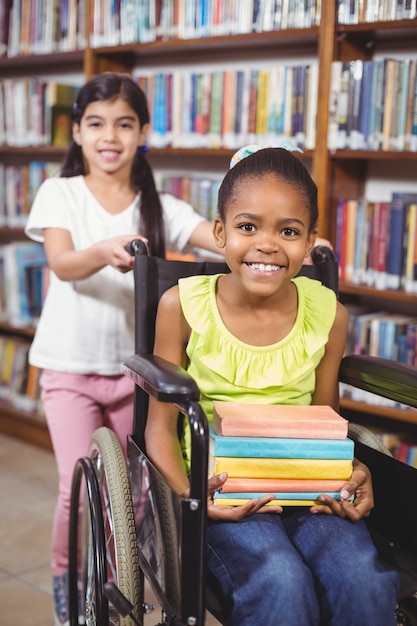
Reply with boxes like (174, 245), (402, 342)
(309, 458), (374, 520)
(96, 235), (148, 273)
(207, 473), (282, 520)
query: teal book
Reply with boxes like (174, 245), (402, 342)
(214, 491), (343, 501)
(209, 426), (354, 460)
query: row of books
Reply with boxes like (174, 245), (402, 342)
(0, 162), (59, 228)
(337, 0), (417, 23)
(328, 58), (417, 152)
(0, 79), (79, 148)
(335, 192), (417, 291)
(341, 305), (417, 407)
(1, 0), (87, 57)
(90, 0), (322, 48)
(345, 305), (417, 363)
(0, 242), (49, 328)
(209, 401), (353, 507)
(134, 64), (319, 150)
(0, 336), (42, 414)
(369, 428), (417, 467)
(155, 173), (221, 221)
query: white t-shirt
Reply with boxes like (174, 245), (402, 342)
(25, 175), (205, 375)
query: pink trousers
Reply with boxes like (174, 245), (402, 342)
(40, 369), (135, 575)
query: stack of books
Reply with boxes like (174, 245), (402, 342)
(209, 402), (354, 507)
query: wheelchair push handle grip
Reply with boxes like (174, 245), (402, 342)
(311, 245), (336, 264)
(125, 239), (149, 257)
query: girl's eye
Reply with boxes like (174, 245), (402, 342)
(239, 223), (256, 233)
(119, 122), (133, 129)
(281, 227), (299, 237)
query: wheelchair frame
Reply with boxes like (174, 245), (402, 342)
(68, 242), (417, 626)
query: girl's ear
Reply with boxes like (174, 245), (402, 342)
(72, 123), (81, 145)
(305, 229), (318, 257)
(213, 217), (226, 249)
(139, 122), (150, 146)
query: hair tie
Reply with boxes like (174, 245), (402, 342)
(137, 145), (150, 154)
(230, 141), (303, 169)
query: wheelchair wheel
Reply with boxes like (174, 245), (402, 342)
(81, 427), (143, 626)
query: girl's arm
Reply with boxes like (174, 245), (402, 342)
(311, 300), (349, 410)
(311, 301), (374, 519)
(43, 228), (146, 281)
(145, 286), (191, 495)
(187, 221), (224, 256)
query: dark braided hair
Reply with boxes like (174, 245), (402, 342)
(61, 72), (166, 257)
(217, 147), (318, 232)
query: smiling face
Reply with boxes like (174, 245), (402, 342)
(214, 174), (317, 297)
(72, 97), (149, 179)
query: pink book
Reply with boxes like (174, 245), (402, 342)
(212, 402), (348, 439)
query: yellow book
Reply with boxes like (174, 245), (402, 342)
(255, 69), (269, 137)
(209, 456), (352, 480)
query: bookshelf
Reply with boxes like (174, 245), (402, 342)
(0, 1), (417, 449)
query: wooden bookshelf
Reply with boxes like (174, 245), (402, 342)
(1, 1), (417, 446)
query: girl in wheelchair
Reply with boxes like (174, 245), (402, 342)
(145, 146), (400, 625)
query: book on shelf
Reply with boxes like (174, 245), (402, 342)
(367, 201), (390, 289)
(0, 241), (49, 327)
(387, 192), (412, 289)
(211, 401), (349, 439)
(209, 455), (353, 480)
(0, 336), (42, 413)
(405, 60), (417, 152)
(209, 425), (354, 460)
(0, 162), (58, 227)
(368, 314), (417, 361)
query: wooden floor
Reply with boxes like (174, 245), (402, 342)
(0, 432), (220, 625)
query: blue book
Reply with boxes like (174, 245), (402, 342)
(387, 192), (417, 289)
(387, 192), (405, 289)
(358, 60), (373, 149)
(209, 426), (354, 460)
(214, 491), (344, 501)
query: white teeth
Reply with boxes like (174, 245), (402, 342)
(247, 263), (281, 272)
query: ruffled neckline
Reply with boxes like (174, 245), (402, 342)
(179, 274), (336, 390)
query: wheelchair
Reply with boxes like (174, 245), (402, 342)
(68, 241), (417, 626)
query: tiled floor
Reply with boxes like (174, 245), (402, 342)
(0, 432), (220, 626)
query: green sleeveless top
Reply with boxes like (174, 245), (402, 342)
(178, 274), (337, 467)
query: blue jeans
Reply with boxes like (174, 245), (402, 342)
(206, 510), (399, 626)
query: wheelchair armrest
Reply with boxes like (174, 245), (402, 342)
(124, 353), (200, 403)
(339, 355), (417, 409)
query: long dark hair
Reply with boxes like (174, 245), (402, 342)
(61, 72), (166, 257)
(218, 147), (318, 232)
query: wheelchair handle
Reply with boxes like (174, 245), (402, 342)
(311, 245), (336, 264)
(125, 239), (149, 256)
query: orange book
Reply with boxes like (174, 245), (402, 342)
(212, 402), (348, 439)
(221, 477), (347, 493)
